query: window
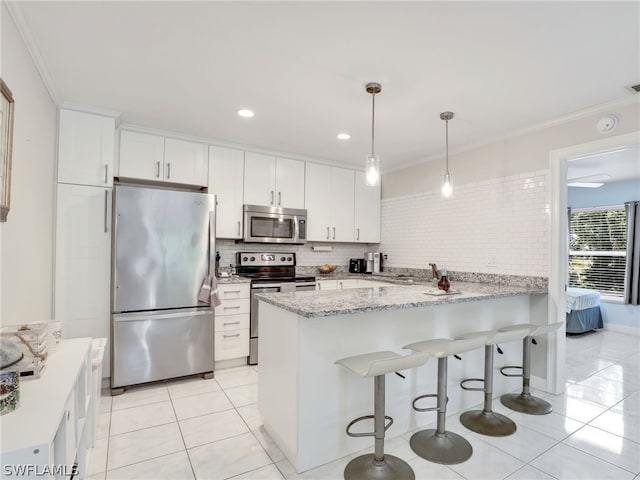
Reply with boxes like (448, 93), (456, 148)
(569, 206), (627, 298)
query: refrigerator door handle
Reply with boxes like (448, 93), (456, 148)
(209, 196), (217, 277)
(104, 189), (109, 233)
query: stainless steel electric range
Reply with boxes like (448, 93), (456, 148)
(235, 252), (316, 365)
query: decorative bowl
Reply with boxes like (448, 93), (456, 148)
(317, 264), (336, 274)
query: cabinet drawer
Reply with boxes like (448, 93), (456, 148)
(215, 328), (249, 361)
(215, 313), (249, 332)
(215, 298), (249, 316)
(217, 284), (250, 300)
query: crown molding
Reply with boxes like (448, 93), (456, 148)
(5, 1), (59, 104)
(58, 102), (121, 119)
(386, 95), (640, 174)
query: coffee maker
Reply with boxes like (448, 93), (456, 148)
(364, 252), (383, 273)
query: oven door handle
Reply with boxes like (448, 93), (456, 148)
(251, 283), (285, 290)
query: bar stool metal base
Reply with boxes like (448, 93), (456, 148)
(410, 429), (472, 465)
(344, 454), (415, 480)
(500, 393), (553, 415)
(460, 410), (516, 437)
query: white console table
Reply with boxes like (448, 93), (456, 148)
(1, 338), (94, 479)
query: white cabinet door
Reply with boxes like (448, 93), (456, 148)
(275, 157), (305, 209)
(305, 163), (333, 241)
(209, 146), (244, 238)
(244, 152), (276, 206)
(164, 138), (208, 186)
(330, 167), (355, 242)
(337, 279), (359, 289)
(354, 171), (381, 243)
(54, 184), (111, 350)
(58, 109), (115, 187)
(316, 280), (337, 290)
(118, 130), (164, 181)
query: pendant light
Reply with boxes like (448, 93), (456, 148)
(365, 82), (381, 187)
(440, 111), (454, 197)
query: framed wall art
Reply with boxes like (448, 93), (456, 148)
(0, 78), (15, 222)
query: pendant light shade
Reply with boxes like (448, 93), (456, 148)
(440, 111), (454, 198)
(365, 82), (381, 187)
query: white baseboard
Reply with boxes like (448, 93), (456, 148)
(215, 357), (249, 370)
(604, 323), (640, 335)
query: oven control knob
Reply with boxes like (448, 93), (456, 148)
(280, 256), (286, 261)
(242, 256), (248, 262)
(287, 256), (293, 261)
(250, 256), (255, 261)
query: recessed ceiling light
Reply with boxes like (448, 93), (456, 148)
(337, 133), (351, 140)
(237, 109), (255, 118)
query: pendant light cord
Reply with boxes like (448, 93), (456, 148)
(371, 93), (376, 156)
(445, 118), (449, 175)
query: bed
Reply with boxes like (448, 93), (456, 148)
(565, 287), (603, 334)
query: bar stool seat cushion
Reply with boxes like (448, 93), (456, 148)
(404, 337), (488, 358)
(497, 322), (564, 337)
(335, 351), (429, 378)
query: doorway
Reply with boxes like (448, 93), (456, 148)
(548, 130), (640, 394)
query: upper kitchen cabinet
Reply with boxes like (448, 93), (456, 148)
(57, 109), (115, 187)
(354, 171), (381, 243)
(209, 146), (244, 239)
(305, 163), (354, 242)
(243, 153), (305, 209)
(119, 130), (208, 187)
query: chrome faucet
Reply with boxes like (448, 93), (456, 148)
(429, 263), (441, 279)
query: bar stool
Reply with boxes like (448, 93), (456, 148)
(498, 322), (564, 415)
(456, 326), (532, 436)
(402, 336), (489, 464)
(335, 350), (430, 480)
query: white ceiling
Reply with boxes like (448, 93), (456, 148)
(9, 1), (640, 172)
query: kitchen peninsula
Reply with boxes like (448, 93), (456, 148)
(256, 280), (549, 473)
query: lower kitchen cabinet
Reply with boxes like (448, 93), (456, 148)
(215, 284), (250, 362)
(316, 278), (389, 290)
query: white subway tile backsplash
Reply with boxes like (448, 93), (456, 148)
(380, 170), (550, 277)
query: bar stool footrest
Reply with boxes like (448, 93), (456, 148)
(346, 414), (394, 438)
(412, 393), (447, 412)
(460, 377), (485, 391)
(500, 365), (524, 377)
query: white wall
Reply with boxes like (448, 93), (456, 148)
(0, 4), (57, 326)
(380, 101), (640, 277)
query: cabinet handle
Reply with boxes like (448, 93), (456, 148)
(339, 281), (343, 289)
(332, 227), (336, 240)
(166, 162), (171, 179)
(326, 227), (330, 240)
(224, 290), (241, 294)
(67, 410), (70, 421)
(104, 190), (109, 233)
(357, 228), (360, 241)
(104, 165), (109, 184)
(156, 161), (161, 178)
(278, 192), (282, 206)
(237, 221), (241, 236)
(270, 191), (274, 205)
(223, 333), (241, 338)
(223, 306), (241, 310)
(318, 283), (322, 290)
(223, 321), (241, 326)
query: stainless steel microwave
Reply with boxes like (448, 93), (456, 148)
(243, 204), (307, 244)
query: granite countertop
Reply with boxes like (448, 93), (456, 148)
(217, 275), (251, 285)
(256, 281), (547, 318)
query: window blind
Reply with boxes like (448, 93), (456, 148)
(569, 207), (627, 297)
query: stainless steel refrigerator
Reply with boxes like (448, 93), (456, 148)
(111, 184), (216, 393)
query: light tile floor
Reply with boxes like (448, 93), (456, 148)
(88, 329), (640, 480)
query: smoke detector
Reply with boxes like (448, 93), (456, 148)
(597, 114), (618, 134)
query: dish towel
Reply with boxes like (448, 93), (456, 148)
(198, 275), (221, 308)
